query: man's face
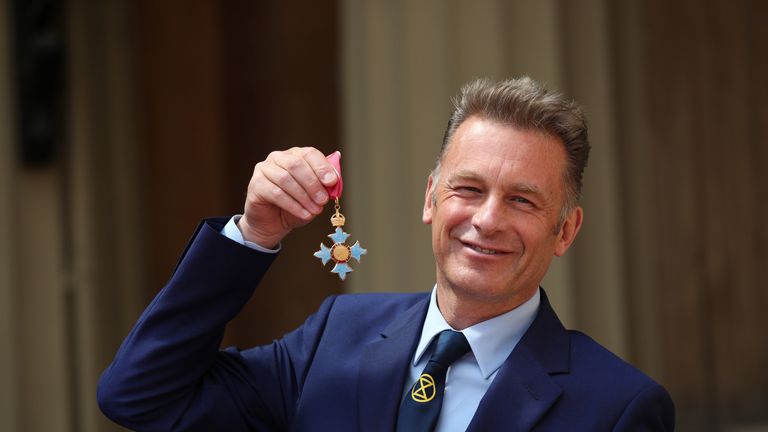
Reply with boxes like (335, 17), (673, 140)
(423, 116), (582, 316)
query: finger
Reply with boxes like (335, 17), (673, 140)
(250, 168), (314, 221)
(295, 147), (339, 187)
(271, 149), (330, 205)
(257, 161), (324, 215)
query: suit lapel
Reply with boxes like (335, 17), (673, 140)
(357, 297), (429, 432)
(466, 347), (562, 431)
(467, 289), (570, 432)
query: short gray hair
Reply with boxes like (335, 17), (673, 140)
(433, 77), (590, 227)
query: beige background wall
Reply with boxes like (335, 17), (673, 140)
(1, 1), (766, 431)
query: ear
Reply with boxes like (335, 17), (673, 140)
(422, 175), (435, 224)
(554, 206), (583, 257)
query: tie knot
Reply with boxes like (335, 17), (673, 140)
(429, 330), (470, 367)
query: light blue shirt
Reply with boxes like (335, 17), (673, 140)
(221, 216), (540, 430)
(406, 288), (540, 432)
(222, 215), (281, 253)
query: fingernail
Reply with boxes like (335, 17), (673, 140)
(315, 190), (328, 203)
(301, 209), (312, 219)
(322, 172), (335, 183)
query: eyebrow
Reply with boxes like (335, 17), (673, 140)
(511, 182), (544, 197)
(447, 170), (483, 183)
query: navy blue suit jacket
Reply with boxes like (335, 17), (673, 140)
(98, 218), (675, 431)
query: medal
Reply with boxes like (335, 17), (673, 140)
(313, 152), (367, 280)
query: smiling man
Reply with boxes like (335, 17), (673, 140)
(424, 115), (580, 330)
(98, 78), (675, 431)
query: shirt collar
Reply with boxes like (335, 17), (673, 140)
(413, 286), (540, 379)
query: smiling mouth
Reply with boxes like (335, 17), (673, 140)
(461, 241), (507, 255)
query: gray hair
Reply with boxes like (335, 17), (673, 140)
(432, 77), (590, 228)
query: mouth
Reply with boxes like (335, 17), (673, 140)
(460, 240), (509, 256)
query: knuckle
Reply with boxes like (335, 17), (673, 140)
(251, 164), (268, 184)
(283, 157), (303, 171)
(305, 176), (319, 189)
(275, 170), (292, 184)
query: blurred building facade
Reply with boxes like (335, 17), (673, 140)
(0, 1), (766, 431)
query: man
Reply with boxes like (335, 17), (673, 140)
(98, 77), (675, 431)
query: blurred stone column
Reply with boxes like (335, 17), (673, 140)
(0, 2), (19, 430)
(1, 0), (72, 430)
(66, 0), (143, 431)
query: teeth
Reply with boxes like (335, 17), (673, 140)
(471, 245), (497, 255)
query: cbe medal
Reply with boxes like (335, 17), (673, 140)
(313, 152), (367, 280)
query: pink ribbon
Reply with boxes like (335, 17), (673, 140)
(325, 151), (343, 200)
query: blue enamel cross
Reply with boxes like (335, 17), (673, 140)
(313, 199), (367, 280)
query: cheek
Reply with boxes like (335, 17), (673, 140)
(431, 210), (464, 250)
(503, 217), (551, 251)
(440, 201), (475, 225)
(522, 229), (559, 256)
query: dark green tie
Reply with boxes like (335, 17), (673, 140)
(396, 330), (471, 431)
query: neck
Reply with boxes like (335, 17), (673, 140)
(435, 284), (537, 330)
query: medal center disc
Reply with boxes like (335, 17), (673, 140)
(331, 243), (351, 263)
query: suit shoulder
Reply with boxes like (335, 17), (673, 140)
(567, 331), (675, 429)
(302, 292), (428, 333)
(567, 330), (661, 390)
(300, 292), (428, 350)
(328, 292), (429, 316)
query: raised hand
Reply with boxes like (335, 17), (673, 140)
(237, 147), (338, 248)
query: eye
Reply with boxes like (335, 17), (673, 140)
(452, 185), (482, 197)
(511, 196), (532, 205)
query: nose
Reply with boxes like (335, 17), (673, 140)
(471, 196), (505, 235)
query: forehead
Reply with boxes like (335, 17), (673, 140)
(441, 117), (567, 193)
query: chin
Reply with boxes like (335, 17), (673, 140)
(443, 270), (510, 301)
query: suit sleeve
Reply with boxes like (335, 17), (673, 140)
(97, 218), (334, 431)
(613, 383), (675, 432)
